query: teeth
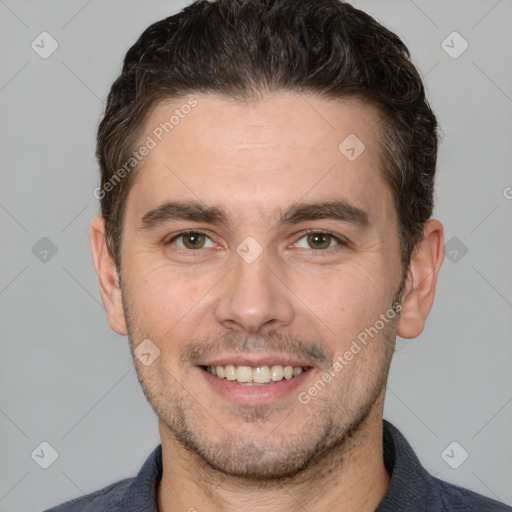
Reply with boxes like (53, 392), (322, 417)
(253, 366), (271, 383)
(236, 366), (252, 383)
(205, 364), (308, 384)
(271, 365), (284, 381)
(293, 367), (303, 377)
(224, 364), (236, 381)
(283, 366), (293, 379)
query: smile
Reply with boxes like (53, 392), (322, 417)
(203, 364), (310, 385)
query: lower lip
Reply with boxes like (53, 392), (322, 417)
(197, 366), (314, 405)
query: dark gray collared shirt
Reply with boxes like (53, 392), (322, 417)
(43, 420), (511, 511)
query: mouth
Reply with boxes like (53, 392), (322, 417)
(201, 364), (311, 385)
(197, 362), (315, 405)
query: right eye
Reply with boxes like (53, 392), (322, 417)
(166, 231), (216, 251)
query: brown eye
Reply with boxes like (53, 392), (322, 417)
(306, 233), (333, 249)
(181, 232), (206, 249)
(167, 231), (215, 250)
(294, 231), (346, 252)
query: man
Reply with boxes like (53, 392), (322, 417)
(44, 0), (511, 510)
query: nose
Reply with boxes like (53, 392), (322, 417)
(214, 247), (294, 333)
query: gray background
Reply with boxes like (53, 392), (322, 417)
(1, 1), (511, 510)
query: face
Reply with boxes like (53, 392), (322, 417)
(107, 92), (407, 479)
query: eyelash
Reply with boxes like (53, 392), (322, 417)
(165, 229), (348, 254)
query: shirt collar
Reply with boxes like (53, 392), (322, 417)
(376, 419), (432, 510)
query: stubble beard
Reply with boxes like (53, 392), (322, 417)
(121, 276), (402, 481)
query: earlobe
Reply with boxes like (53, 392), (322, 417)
(89, 215), (128, 336)
(396, 219), (444, 340)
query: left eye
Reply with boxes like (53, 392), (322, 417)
(294, 232), (344, 250)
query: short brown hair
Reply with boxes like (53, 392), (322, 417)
(96, 0), (438, 279)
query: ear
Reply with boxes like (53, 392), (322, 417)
(89, 215), (128, 335)
(396, 219), (444, 339)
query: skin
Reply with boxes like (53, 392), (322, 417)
(90, 92), (444, 512)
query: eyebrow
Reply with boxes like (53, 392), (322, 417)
(138, 199), (371, 232)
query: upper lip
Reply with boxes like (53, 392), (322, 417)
(197, 352), (315, 369)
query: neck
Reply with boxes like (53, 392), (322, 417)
(157, 394), (390, 512)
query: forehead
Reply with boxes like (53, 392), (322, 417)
(126, 92), (394, 228)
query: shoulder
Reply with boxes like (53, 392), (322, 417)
(42, 478), (132, 512)
(380, 421), (511, 511)
(431, 476), (512, 512)
(42, 444), (162, 512)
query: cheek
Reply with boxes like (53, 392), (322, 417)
(126, 260), (210, 339)
(292, 258), (393, 344)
